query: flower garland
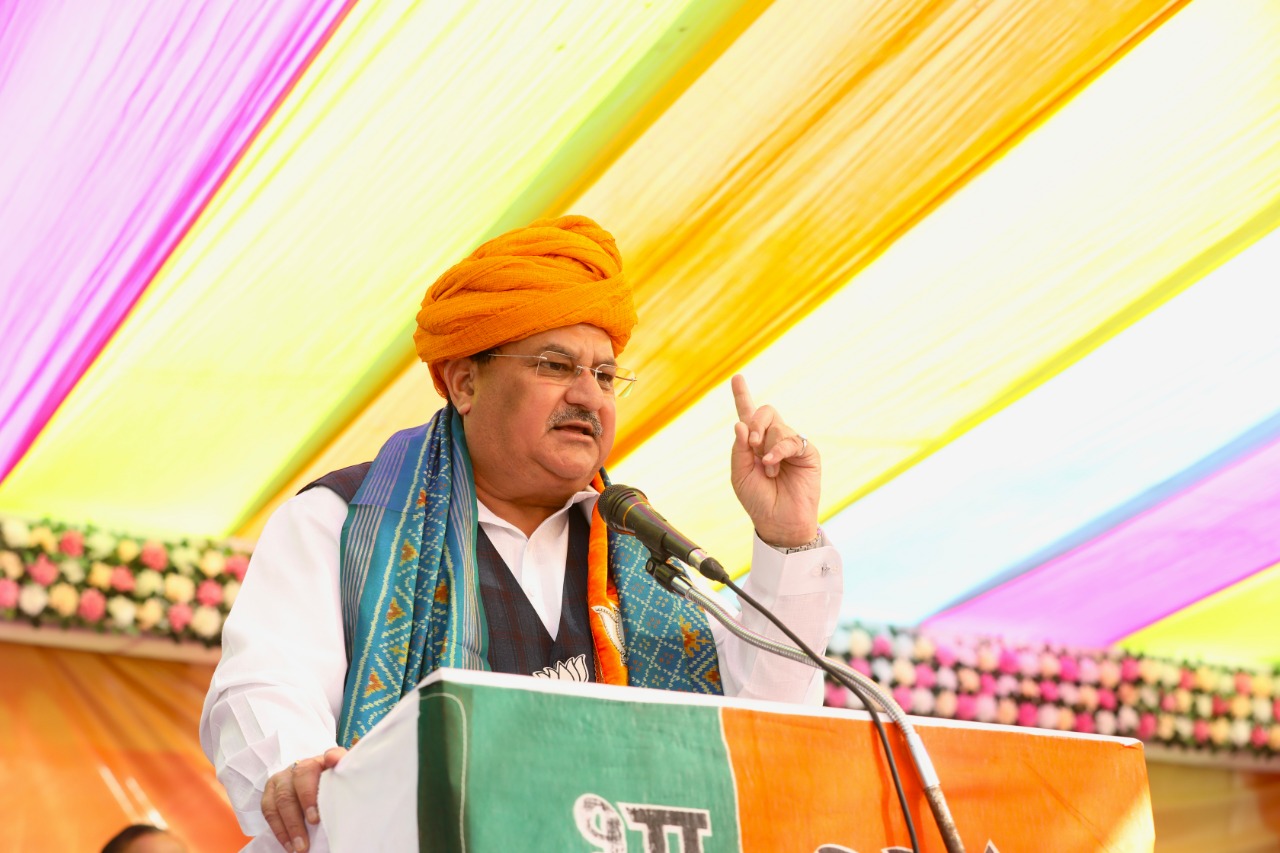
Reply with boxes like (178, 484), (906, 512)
(825, 622), (1280, 763)
(0, 515), (248, 646)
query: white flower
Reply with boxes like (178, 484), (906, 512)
(135, 569), (164, 598)
(871, 657), (894, 686)
(1230, 719), (1252, 747)
(223, 579), (241, 608)
(18, 583), (48, 616)
(1173, 716), (1193, 740)
(1195, 693), (1213, 718)
(170, 546), (199, 575)
(107, 596), (137, 629)
(892, 633), (915, 660)
(1095, 710), (1117, 737)
(85, 531), (117, 559)
(1254, 697), (1274, 724)
(1, 518), (31, 549)
(191, 605), (224, 639)
(1116, 707), (1139, 734)
(136, 598), (165, 631)
(59, 559), (85, 584)
(531, 654), (590, 682)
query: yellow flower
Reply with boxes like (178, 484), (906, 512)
(223, 579), (241, 608)
(1, 518), (31, 549)
(1209, 718), (1230, 745)
(88, 562), (114, 590)
(48, 582), (79, 618)
(1252, 672), (1273, 698)
(30, 526), (57, 554)
(164, 574), (195, 604)
(0, 551), (22, 580)
(135, 570), (164, 598)
(136, 598), (164, 631)
(116, 539), (141, 563)
(1231, 694), (1252, 720)
(191, 605), (224, 639)
(199, 550), (226, 578)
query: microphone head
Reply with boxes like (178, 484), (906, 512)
(597, 484), (647, 533)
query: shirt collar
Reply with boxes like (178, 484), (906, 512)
(476, 488), (599, 536)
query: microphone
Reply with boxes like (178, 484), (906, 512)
(597, 484), (730, 584)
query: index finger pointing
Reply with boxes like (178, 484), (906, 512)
(731, 374), (756, 422)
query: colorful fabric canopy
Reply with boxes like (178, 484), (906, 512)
(3, 0), (1280, 668)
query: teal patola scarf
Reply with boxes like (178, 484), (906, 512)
(335, 406), (722, 746)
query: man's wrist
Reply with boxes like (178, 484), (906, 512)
(759, 528), (823, 554)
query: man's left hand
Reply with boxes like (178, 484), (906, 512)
(730, 374), (821, 548)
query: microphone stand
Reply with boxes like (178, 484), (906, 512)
(646, 556), (965, 853)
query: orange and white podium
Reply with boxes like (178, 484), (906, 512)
(316, 669), (1154, 852)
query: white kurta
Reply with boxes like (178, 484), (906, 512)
(200, 487), (843, 839)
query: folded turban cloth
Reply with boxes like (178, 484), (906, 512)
(415, 215), (637, 397)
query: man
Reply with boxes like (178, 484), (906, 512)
(201, 216), (842, 852)
(100, 825), (187, 853)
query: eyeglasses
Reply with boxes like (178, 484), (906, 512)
(487, 351), (638, 398)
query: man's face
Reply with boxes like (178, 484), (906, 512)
(461, 323), (618, 501)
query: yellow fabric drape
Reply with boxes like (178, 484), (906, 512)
(238, 0), (1184, 539)
(0, 643), (242, 850)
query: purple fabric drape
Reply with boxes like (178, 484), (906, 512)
(0, 0), (353, 482)
(925, 433), (1280, 646)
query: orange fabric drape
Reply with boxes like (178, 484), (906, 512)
(0, 643), (244, 851)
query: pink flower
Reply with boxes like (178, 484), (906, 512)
(1160, 693), (1177, 713)
(27, 555), (58, 586)
(914, 663), (936, 690)
(1018, 650), (1040, 678)
(892, 686), (913, 712)
(1097, 688), (1117, 711)
(1236, 672), (1253, 696)
(1193, 720), (1210, 743)
(1136, 712), (1158, 740)
(1036, 704), (1059, 730)
(998, 649), (1020, 675)
(1058, 654), (1079, 683)
(975, 695), (997, 723)
(78, 588), (106, 622)
(196, 579), (224, 607)
(1077, 657), (1099, 685)
(140, 541), (169, 571)
(996, 674), (1019, 697)
(979, 673), (997, 696)
(933, 644), (956, 669)
(109, 566), (136, 593)
(849, 657), (872, 677)
(1213, 695), (1231, 717)
(1120, 657), (1141, 683)
(226, 554), (250, 582)
(1040, 680), (1060, 704)
(1017, 702), (1038, 727)
(955, 695), (978, 721)
(1179, 668), (1195, 691)
(58, 530), (84, 557)
(168, 602), (193, 633)
(824, 681), (849, 708)
(871, 634), (893, 658)
(1252, 725), (1269, 748)
(0, 577), (18, 608)
(1074, 712), (1095, 735)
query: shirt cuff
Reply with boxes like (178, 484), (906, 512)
(748, 529), (842, 599)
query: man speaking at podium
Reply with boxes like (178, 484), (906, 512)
(201, 216), (843, 851)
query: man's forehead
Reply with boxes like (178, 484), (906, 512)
(510, 325), (617, 360)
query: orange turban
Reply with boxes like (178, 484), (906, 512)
(414, 215), (637, 397)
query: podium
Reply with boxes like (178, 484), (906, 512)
(316, 669), (1154, 852)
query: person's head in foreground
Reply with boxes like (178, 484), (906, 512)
(100, 824), (187, 853)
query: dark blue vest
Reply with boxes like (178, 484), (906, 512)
(303, 463), (597, 681)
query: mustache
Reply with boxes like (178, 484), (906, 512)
(547, 407), (603, 438)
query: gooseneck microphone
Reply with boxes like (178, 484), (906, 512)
(597, 484), (731, 584)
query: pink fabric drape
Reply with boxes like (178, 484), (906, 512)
(925, 429), (1280, 646)
(0, 0), (354, 483)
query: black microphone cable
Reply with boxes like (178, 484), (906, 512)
(644, 556), (921, 853)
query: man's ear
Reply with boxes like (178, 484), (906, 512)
(437, 358), (478, 415)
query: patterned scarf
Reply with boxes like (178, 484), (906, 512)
(335, 406), (722, 746)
